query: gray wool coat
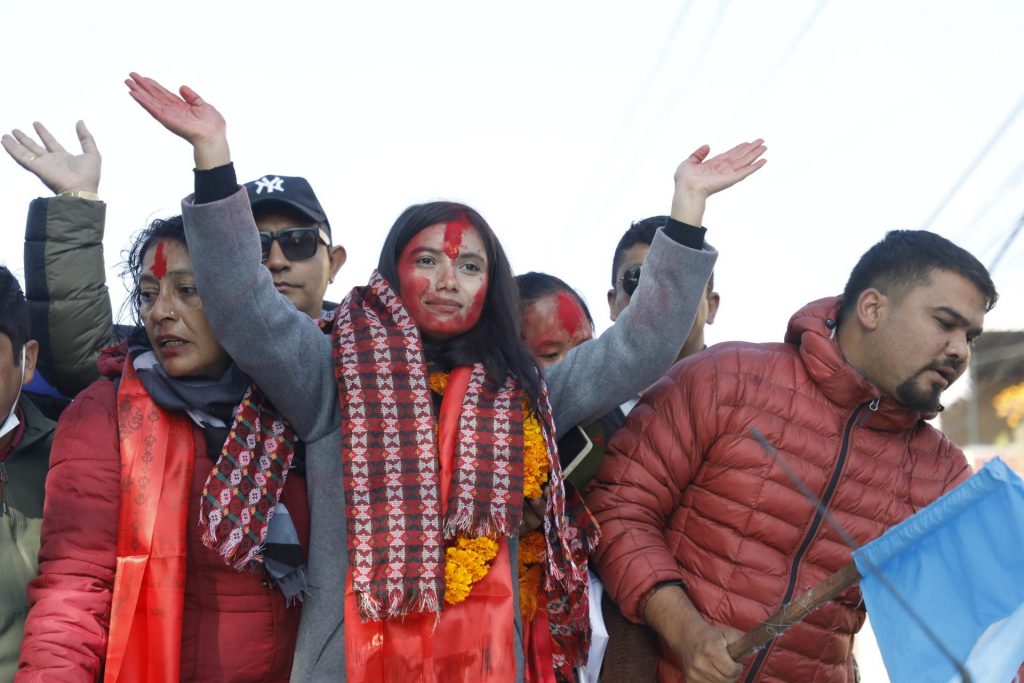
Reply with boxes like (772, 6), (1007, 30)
(181, 188), (716, 682)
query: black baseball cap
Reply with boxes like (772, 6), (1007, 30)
(244, 175), (332, 239)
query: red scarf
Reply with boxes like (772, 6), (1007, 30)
(104, 361), (194, 682)
(332, 272), (596, 681)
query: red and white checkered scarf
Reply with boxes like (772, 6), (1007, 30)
(332, 272), (591, 627)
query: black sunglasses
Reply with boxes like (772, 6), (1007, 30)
(619, 264), (642, 296)
(258, 227), (330, 262)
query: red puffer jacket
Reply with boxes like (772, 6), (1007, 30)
(17, 371), (309, 682)
(588, 297), (971, 683)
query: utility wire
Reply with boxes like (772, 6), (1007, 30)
(576, 0), (697, 204)
(988, 212), (1024, 273)
(922, 89), (1024, 230)
(615, 0), (734, 180)
(728, 0), (830, 133)
(959, 157), (1024, 256)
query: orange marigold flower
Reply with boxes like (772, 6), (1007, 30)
(518, 530), (547, 566)
(444, 535), (500, 604)
(428, 371), (449, 395)
(445, 559), (473, 604)
(521, 400), (550, 500)
(518, 563), (543, 622)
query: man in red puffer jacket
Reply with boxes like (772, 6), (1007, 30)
(588, 229), (997, 683)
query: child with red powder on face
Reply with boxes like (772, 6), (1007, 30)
(126, 71), (764, 681)
(517, 275), (595, 370)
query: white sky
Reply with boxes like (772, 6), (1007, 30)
(2, 0), (1023, 348)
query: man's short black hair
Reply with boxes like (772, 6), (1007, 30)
(0, 266), (29, 364)
(610, 216), (666, 287)
(838, 230), (998, 323)
(610, 215), (715, 292)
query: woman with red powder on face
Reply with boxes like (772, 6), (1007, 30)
(16, 216), (308, 682)
(125, 72), (763, 682)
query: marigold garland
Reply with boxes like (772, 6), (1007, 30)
(522, 400), (550, 499)
(518, 529), (548, 621)
(429, 371), (553, 609)
(428, 370), (449, 396)
(445, 536), (500, 604)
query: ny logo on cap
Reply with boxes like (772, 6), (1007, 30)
(253, 176), (286, 194)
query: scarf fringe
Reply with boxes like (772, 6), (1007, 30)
(200, 523), (265, 574)
(356, 585), (442, 623)
(442, 506), (514, 541)
(275, 565), (311, 607)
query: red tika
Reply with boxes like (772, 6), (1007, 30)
(103, 362), (194, 683)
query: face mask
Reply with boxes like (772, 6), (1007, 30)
(0, 347), (27, 441)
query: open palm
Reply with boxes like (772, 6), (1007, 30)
(126, 72), (225, 145)
(675, 139), (767, 198)
(1, 120), (101, 195)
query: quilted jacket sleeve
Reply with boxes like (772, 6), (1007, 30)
(16, 380), (120, 682)
(941, 444), (972, 493)
(586, 353), (718, 623)
(24, 196), (113, 397)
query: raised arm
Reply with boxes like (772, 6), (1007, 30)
(124, 73), (337, 441)
(544, 140), (766, 432)
(2, 121), (113, 397)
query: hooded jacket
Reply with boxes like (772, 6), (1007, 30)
(587, 297), (971, 682)
(16, 348), (310, 682)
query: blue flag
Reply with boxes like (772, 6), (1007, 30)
(852, 458), (1024, 683)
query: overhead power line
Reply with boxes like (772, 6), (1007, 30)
(922, 89), (1024, 230)
(575, 0), (697, 209)
(958, 156), (1024, 252)
(728, 0), (830, 133)
(614, 0), (734, 179)
(988, 212), (1024, 273)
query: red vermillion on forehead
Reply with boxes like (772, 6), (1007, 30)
(152, 241), (169, 280)
(555, 291), (588, 335)
(443, 217), (473, 262)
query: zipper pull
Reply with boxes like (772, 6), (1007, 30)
(857, 398), (880, 426)
(0, 461), (9, 517)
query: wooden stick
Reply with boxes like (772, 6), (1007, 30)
(727, 561), (863, 662)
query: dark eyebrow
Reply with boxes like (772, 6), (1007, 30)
(935, 305), (983, 337)
(409, 246), (486, 261)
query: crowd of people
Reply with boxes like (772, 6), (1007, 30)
(0, 72), (998, 683)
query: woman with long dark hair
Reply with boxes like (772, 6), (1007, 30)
(17, 216), (308, 682)
(126, 72), (763, 681)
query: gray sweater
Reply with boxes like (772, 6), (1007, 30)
(181, 188), (716, 682)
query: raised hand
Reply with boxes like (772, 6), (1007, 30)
(1, 121), (101, 196)
(125, 72), (230, 169)
(670, 139), (767, 226)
